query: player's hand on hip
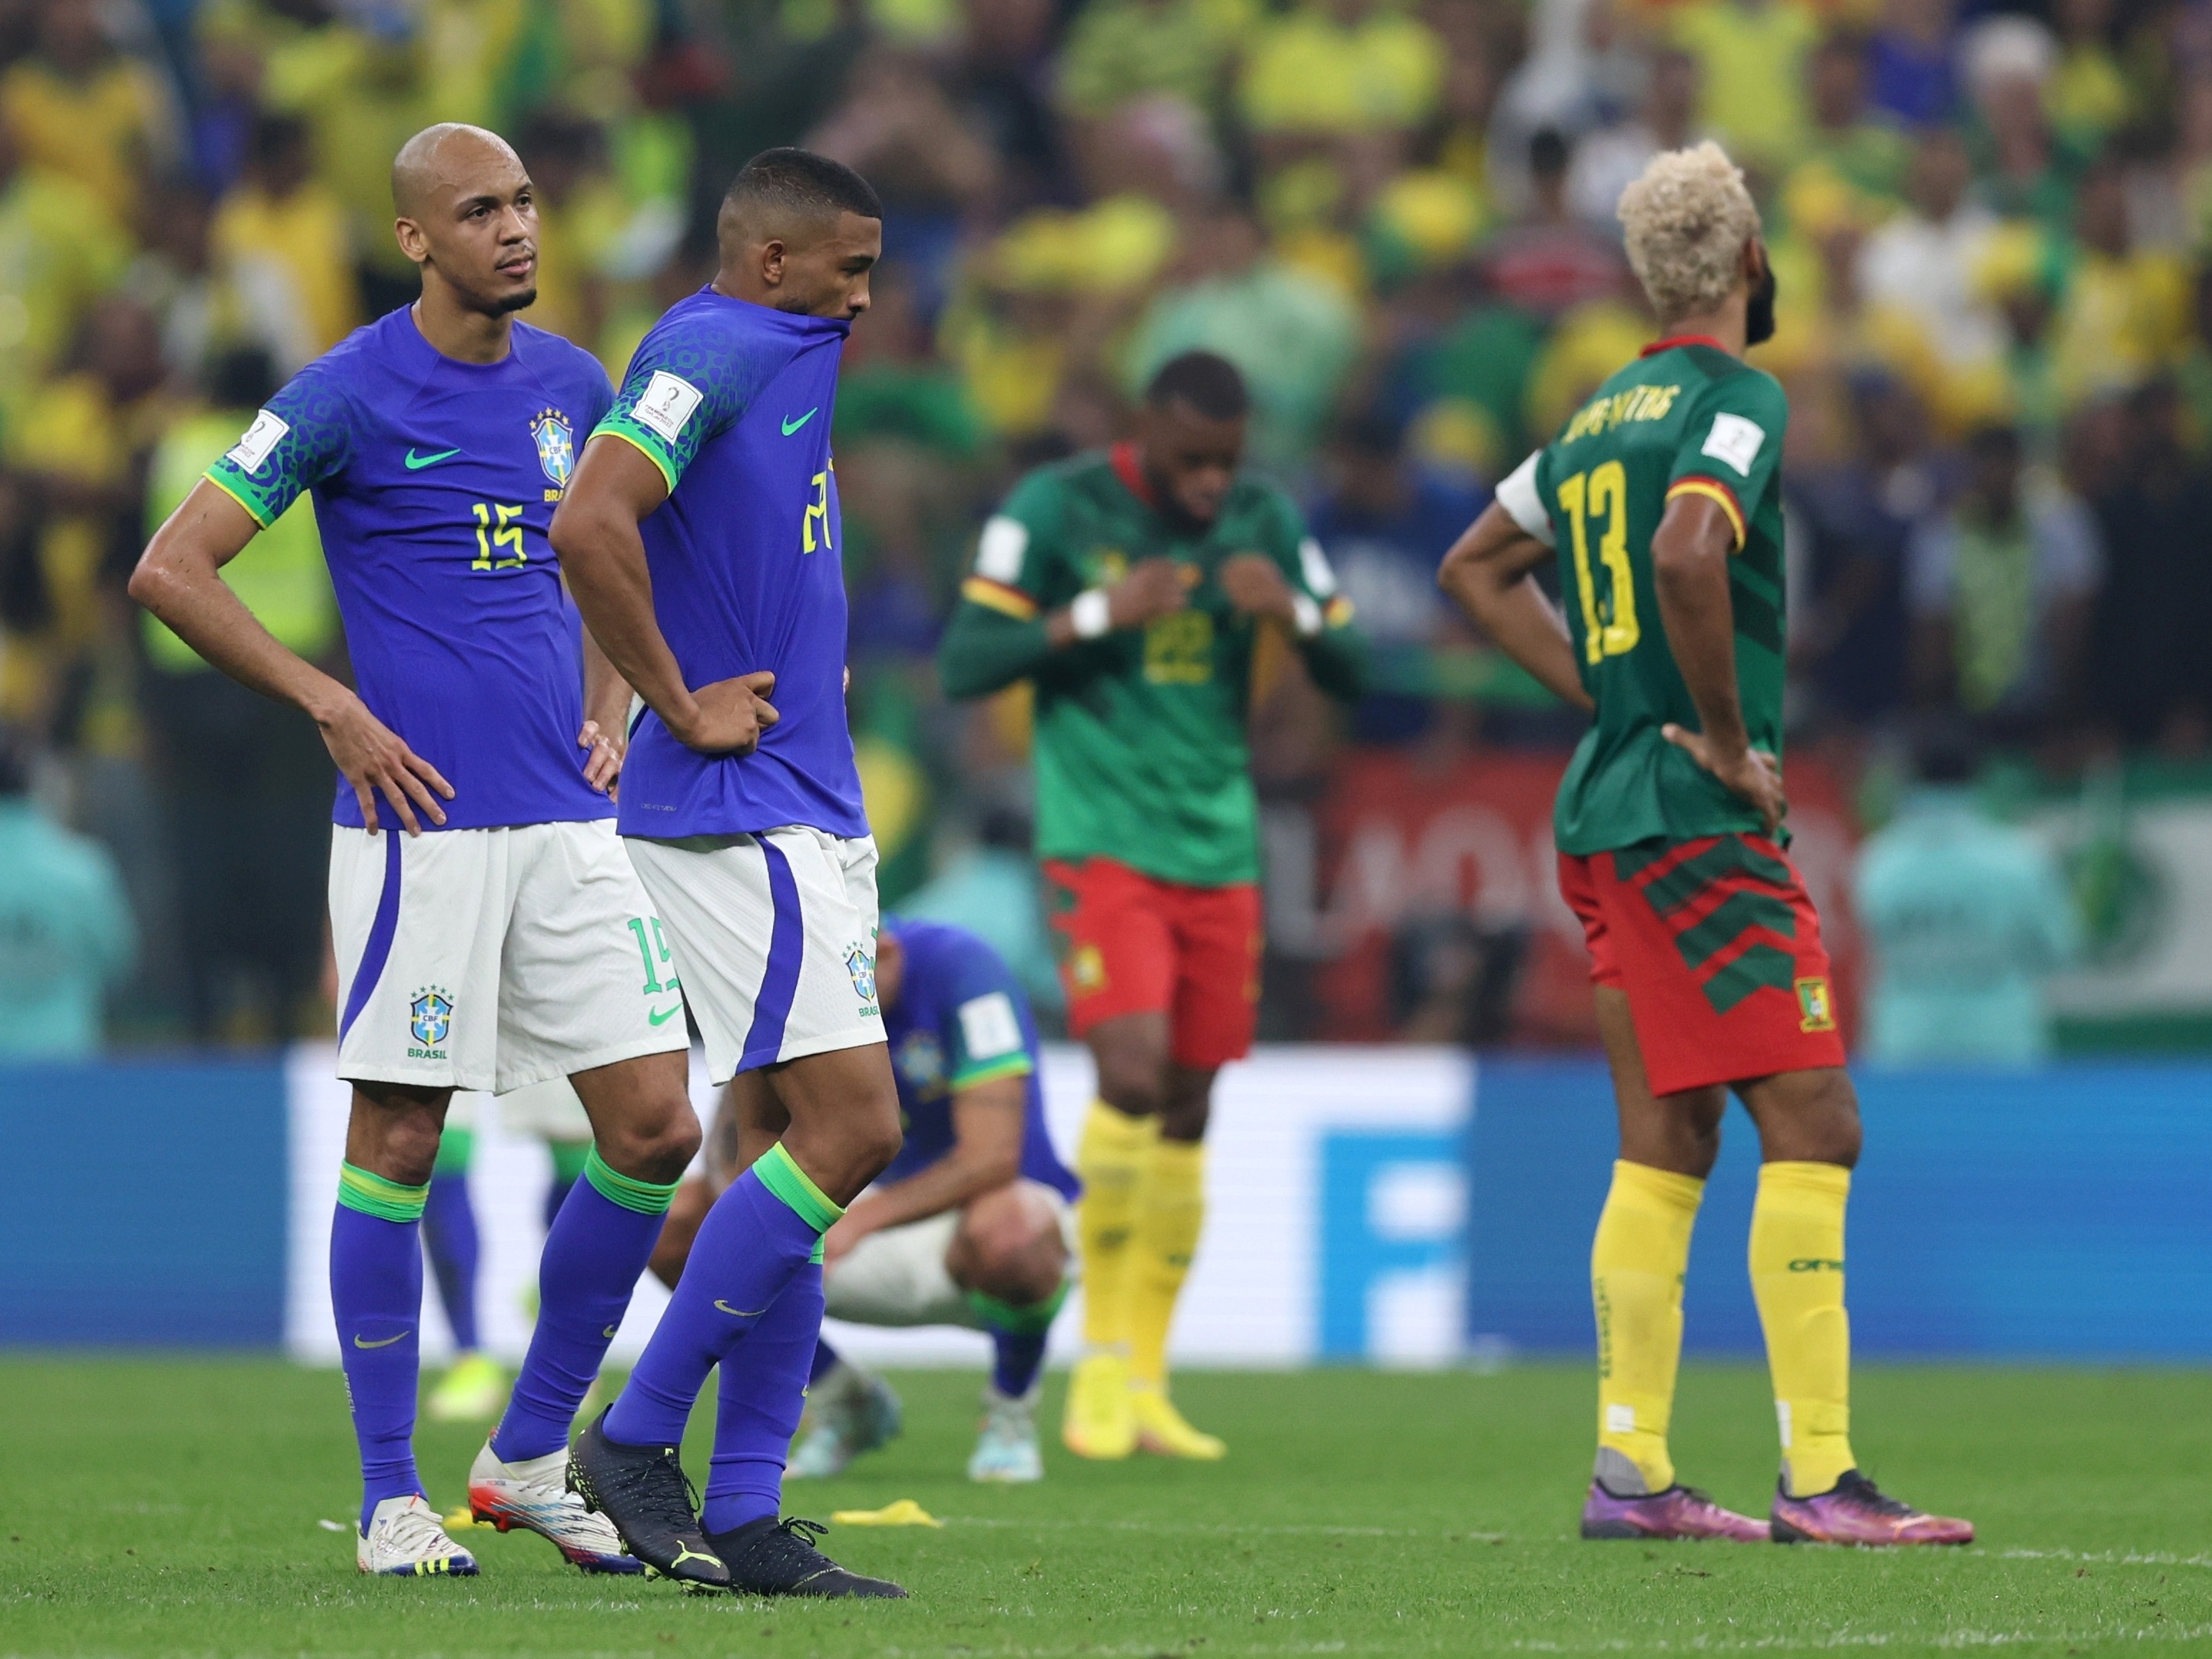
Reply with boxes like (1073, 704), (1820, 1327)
(1661, 724), (1786, 838)
(578, 718), (625, 798)
(670, 671), (780, 757)
(1108, 557), (1191, 628)
(320, 692), (454, 836)
(1219, 552), (1298, 625)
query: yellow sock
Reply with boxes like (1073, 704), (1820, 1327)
(1750, 1160), (1856, 1497)
(1075, 1101), (1156, 1349)
(1128, 1136), (1205, 1388)
(1590, 1160), (1704, 1492)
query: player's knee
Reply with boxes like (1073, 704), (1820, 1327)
(596, 1096), (703, 1186)
(955, 1195), (1066, 1304)
(1093, 1052), (1168, 1117)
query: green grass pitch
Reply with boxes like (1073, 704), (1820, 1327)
(4, 1357), (2210, 1656)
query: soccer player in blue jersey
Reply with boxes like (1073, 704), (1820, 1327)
(552, 148), (907, 1600)
(652, 918), (1078, 1485)
(131, 124), (705, 1579)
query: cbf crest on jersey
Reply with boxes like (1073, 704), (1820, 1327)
(408, 986), (454, 1057)
(531, 410), (575, 489)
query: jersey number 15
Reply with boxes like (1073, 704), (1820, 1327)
(472, 502), (527, 571)
(1557, 461), (1640, 664)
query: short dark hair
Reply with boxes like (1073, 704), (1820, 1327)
(723, 147), (882, 229)
(1145, 350), (1247, 421)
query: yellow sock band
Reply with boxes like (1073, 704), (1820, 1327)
(1129, 1136), (1205, 1387)
(1590, 1160), (1704, 1492)
(1750, 1160), (1856, 1497)
(1074, 1101), (1156, 1349)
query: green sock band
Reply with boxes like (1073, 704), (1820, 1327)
(582, 1145), (682, 1216)
(755, 1143), (844, 1263)
(337, 1162), (429, 1223)
(549, 1139), (592, 1186)
(431, 1127), (473, 1177)
(967, 1277), (1070, 1336)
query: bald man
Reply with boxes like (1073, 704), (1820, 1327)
(131, 124), (702, 1580)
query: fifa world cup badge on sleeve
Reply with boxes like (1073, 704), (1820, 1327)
(408, 986), (455, 1059)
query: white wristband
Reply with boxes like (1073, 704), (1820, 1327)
(1290, 592), (1324, 638)
(1070, 588), (1112, 639)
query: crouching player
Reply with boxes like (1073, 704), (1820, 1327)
(655, 917), (1076, 1483)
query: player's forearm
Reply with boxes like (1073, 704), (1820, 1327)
(131, 517), (353, 725)
(1438, 505), (1593, 712)
(847, 1144), (1016, 1236)
(1295, 621), (1368, 704)
(936, 606), (1057, 699)
(1652, 531), (1749, 753)
(554, 503), (699, 735)
(579, 622), (633, 739)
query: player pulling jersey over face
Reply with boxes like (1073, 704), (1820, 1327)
(554, 147), (907, 1601)
(1439, 141), (1971, 1551)
(594, 294), (864, 841)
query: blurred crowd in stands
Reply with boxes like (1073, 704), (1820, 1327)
(0, 0), (2193, 1050)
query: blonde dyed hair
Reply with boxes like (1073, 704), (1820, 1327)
(1617, 142), (1761, 324)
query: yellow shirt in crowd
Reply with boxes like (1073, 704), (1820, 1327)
(0, 56), (167, 226)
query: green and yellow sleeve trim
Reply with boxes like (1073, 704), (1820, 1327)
(592, 420), (681, 495)
(201, 468), (275, 530)
(582, 1145), (682, 1216)
(950, 1052), (1035, 1092)
(960, 576), (1040, 621)
(337, 1162), (429, 1223)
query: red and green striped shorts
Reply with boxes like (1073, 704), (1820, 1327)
(1557, 833), (1846, 1097)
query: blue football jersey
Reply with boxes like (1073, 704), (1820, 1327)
(592, 288), (866, 840)
(878, 917), (1079, 1202)
(204, 307), (615, 831)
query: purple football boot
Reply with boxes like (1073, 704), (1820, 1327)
(1771, 1470), (1974, 1546)
(1581, 1481), (1769, 1542)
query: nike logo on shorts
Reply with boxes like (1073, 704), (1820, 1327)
(715, 1300), (768, 1318)
(648, 1004), (682, 1026)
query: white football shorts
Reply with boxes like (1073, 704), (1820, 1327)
(824, 1183), (1075, 1329)
(624, 827), (884, 1086)
(330, 819), (689, 1095)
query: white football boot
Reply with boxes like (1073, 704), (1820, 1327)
(786, 1362), (903, 1478)
(357, 1494), (479, 1577)
(967, 1384), (1044, 1482)
(466, 1442), (642, 1573)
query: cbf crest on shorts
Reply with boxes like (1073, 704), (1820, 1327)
(846, 943), (879, 1014)
(531, 409), (575, 489)
(409, 986), (454, 1058)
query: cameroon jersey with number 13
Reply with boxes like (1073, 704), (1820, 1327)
(1534, 336), (1789, 855)
(204, 307), (616, 831)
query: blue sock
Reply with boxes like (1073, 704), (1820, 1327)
(331, 1164), (429, 1532)
(969, 1281), (1070, 1399)
(809, 1336), (842, 1386)
(421, 1172), (481, 1352)
(604, 1144), (842, 1450)
(492, 1149), (679, 1463)
(702, 1263), (824, 1534)
(542, 1177), (576, 1233)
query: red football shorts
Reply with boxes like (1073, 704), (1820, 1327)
(1557, 833), (1846, 1097)
(1041, 857), (1262, 1070)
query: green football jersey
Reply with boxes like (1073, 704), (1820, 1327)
(937, 446), (1364, 886)
(1533, 338), (1790, 854)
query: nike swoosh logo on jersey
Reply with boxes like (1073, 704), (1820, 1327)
(781, 409), (817, 436)
(353, 1331), (410, 1349)
(715, 1299), (768, 1318)
(404, 447), (461, 469)
(648, 1004), (682, 1026)
(602, 1325), (618, 1339)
